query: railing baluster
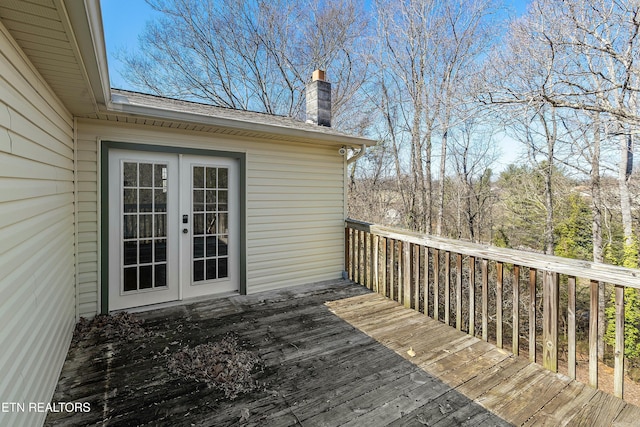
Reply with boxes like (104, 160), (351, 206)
(543, 271), (559, 372)
(389, 239), (395, 301)
(445, 251), (451, 326)
(589, 279), (598, 389)
(397, 241), (403, 303)
(345, 226), (350, 280)
(372, 234), (379, 293)
(364, 232), (369, 289)
(381, 237), (387, 297)
(513, 265), (520, 355)
(614, 284), (624, 398)
(403, 242), (411, 308)
(414, 244), (420, 311)
(469, 256), (476, 337)
(456, 253), (462, 331)
(497, 262), (503, 349)
(357, 229), (360, 282)
(351, 227), (357, 282)
(434, 249), (440, 321)
(529, 268), (537, 363)
(568, 276), (576, 379)
(482, 259), (488, 342)
(424, 247), (430, 317)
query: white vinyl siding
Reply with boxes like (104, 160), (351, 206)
(0, 22), (75, 427)
(76, 119), (346, 313)
(76, 141), (98, 317)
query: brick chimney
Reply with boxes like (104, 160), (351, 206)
(306, 69), (331, 127)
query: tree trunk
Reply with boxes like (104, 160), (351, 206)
(619, 132), (634, 249)
(437, 128), (448, 236)
(590, 115), (605, 361)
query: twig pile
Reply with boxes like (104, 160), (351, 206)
(167, 333), (264, 400)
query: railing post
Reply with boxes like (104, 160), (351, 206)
(542, 270), (559, 372)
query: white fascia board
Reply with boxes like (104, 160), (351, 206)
(62, 0), (111, 110)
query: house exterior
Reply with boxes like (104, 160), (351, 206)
(0, 1), (373, 426)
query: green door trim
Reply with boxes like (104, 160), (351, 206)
(100, 141), (247, 314)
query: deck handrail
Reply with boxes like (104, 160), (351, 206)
(346, 218), (640, 288)
(345, 218), (640, 401)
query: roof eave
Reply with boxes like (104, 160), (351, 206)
(63, 0), (111, 112)
(107, 100), (375, 148)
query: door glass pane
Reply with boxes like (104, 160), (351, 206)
(155, 189), (167, 212)
(139, 265), (153, 289)
(218, 168), (228, 189)
(124, 267), (137, 291)
(193, 166), (204, 188)
(139, 189), (153, 212)
(155, 239), (166, 262)
(139, 215), (153, 238)
(123, 215), (137, 239)
(124, 241), (137, 265)
(123, 163), (137, 187)
(124, 189), (137, 213)
(139, 240), (153, 264)
(218, 190), (228, 211)
(192, 165), (230, 282)
(155, 264), (167, 287)
(139, 163), (153, 187)
(194, 260), (204, 282)
(193, 190), (204, 212)
(121, 161), (169, 292)
(206, 168), (217, 188)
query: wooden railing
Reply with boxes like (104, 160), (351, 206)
(345, 218), (640, 399)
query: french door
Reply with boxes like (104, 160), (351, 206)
(108, 149), (239, 311)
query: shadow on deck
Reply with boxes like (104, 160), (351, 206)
(46, 280), (638, 426)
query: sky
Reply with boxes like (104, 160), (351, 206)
(101, 0), (531, 89)
(100, 0), (532, 170)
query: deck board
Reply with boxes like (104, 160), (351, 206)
(46, 281), (639, 426)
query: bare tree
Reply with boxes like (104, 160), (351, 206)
(449, 115), (498, 243)
(119, 0), (371, 130)
(373, 0), (501, 233)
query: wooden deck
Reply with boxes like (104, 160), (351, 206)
(46, 280), (639, 426)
